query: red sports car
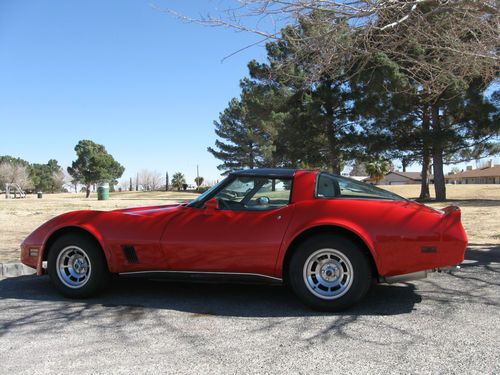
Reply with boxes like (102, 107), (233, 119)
(21, 168), (467, 311)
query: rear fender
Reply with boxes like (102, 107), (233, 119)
(276, 220), (379, 277)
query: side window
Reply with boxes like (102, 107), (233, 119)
(316, 173), (404, 200)
(246, 179), (291, 210)
(316, 174), (340, 198)
(214, 178), (254, 208)
(215, 177), (292, 211)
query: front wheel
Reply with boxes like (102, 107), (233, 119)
(47, 234), (109, 298)
(288, 234), (372, 311)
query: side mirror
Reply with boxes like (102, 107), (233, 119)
(204, 198), (219, 211)
(256, 196), (270, 206)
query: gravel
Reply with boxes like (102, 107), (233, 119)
(0, 246), (498, 374)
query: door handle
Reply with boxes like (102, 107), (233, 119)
(276, 215), (282, 220)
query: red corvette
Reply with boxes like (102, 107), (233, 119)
(21, 169), (467, 311)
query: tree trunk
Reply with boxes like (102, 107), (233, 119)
(327, 128), (342, 174)
(419, 155), (430, 200)
(248, 142), (255, 169)
(85, 185), (91, 198)
(419, 104), (431, 200)
(432, 147), (446, 201)
(401, 157), (409, 172)
(431, 103), (446, 201)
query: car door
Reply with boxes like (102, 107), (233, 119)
(160, 176), (294, 276)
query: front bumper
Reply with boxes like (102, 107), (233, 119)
(20, 242), (44, 274)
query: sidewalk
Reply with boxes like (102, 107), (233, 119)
(0, 263), (36, 278)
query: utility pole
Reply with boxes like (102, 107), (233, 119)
(196, 165), (200, 190)
(166, 171), (169, 191)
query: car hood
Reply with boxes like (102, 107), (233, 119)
(111, 204), (185, 217)
(23, 204), (187, 246)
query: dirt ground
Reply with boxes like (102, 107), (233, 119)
(0, 185), (498, 263)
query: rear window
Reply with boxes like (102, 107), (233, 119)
(316, 173), (405, 201)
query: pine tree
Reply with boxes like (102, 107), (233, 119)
(208, 98), (266, 173)
(209, 22), (363, 174)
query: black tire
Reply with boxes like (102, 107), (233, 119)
(47, 234), (109, 298)
(288, 234), (372, 311)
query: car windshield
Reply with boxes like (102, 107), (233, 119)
(316, 173), (406, 201)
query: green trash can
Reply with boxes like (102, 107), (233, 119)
(97, 183), (109, 201)
(37, 192), (43, 199)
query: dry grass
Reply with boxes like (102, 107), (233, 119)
(0, 185), (498, 264)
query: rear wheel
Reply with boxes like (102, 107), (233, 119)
(288, 234), (372, 311)
(47, 234), (109, 298)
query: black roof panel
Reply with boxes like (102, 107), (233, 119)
(230, 168), (297, 178)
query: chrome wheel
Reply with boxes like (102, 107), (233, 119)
(56, 246), (92, 289)
(303, 248), (354, 300)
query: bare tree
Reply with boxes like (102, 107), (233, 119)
(52, 169), (66, 192)
(0, 162), (33, 190)
(119, 179), (130, 191)
(167, 1), (498, 98)
(138, 169), (163, 191)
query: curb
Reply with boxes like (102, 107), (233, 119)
(0, 263), (36, 278)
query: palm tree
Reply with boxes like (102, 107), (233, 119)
(171, 172), (186, 191)
(194, 176), (204, 190)
(365, 159), (391, 184)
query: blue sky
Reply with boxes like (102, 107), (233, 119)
(1, 1), (497, 186)
(0, 0), (268, 184)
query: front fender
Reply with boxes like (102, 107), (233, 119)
(21, 211), (112, 275)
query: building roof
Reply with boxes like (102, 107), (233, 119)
(363, 171), (434, 183)
(230, 168), (297, 178)
(388, 171), (423, 180)
(446, 165), (500, 179)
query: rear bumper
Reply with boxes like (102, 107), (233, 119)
(380, 265), (461, 284)
(377, 206), (468, 277)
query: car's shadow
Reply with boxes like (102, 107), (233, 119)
(1, 244), (497, 318)
(0, 274), (420, 317)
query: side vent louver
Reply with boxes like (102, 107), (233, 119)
(122, 245), (139, 263)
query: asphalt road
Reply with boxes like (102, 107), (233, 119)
(0, 245), (499, 374)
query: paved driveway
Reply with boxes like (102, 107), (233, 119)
(0, 246), (498, 374)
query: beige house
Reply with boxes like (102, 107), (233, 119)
(365, 171), (433, 185)
(445, 165), (500, 184)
